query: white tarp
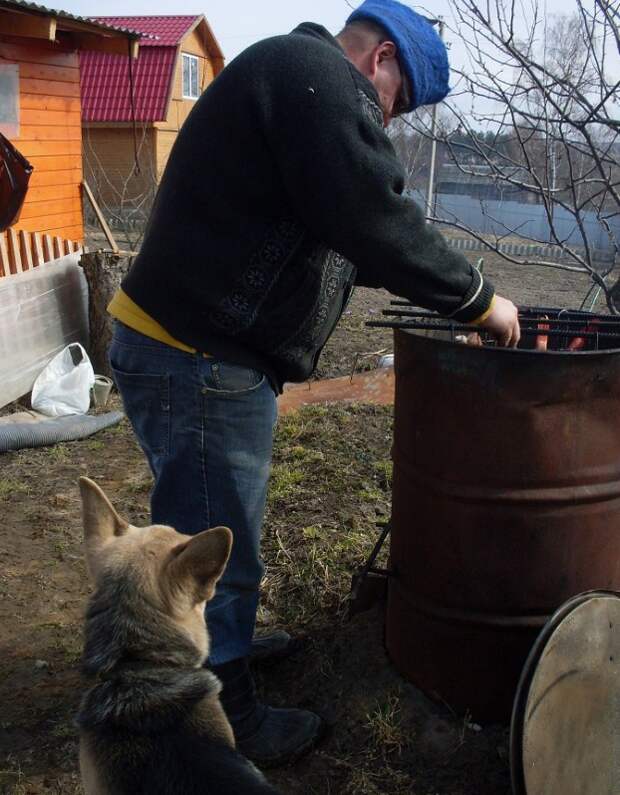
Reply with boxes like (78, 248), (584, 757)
(0, 254), (89, 410)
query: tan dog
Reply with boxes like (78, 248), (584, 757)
(77, 477), (279, 795)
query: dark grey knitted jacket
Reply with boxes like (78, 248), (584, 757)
(122, 23), (494, 391)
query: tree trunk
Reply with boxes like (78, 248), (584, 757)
(81, 251), (132, 377)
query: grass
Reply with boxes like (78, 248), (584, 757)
(0, 765), (25, 795)
(262, 404), (392, 630)
(366, 693), (407, 757)
(122, 474), (153, 495)
(0, 479), (29, 502)
(46, 444), (70, 463)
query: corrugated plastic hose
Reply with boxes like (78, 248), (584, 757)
(0, 411), (124, 454)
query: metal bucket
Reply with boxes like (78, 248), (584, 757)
(385, 328), (620, 721)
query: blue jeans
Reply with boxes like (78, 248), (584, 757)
(109, 322), (277, 665)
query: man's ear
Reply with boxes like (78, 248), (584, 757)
(368, 40), (397, 80)
(374, 41), (396, 66)
(377, 40), (397, 63)
(79, 477), (129, 575)
(167, 526), (233, 605)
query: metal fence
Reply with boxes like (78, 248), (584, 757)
(409, 189), (620, 264)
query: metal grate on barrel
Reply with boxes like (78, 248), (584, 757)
(368, 303), (620, 352)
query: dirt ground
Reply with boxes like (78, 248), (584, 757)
(0, 252), (601, 794)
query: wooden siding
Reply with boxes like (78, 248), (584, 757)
(0, 37), (84, 240)
(82, 126), (157, 210)
(154, 27), (215, 175)
(155, 128), (177, 178)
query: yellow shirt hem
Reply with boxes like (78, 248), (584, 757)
(107, 289), (200, 354)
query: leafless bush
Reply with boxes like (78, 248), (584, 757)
(397, 1), (619, 310)
(82, 123), (158, 252)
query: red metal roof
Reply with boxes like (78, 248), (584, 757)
(81, 47), (175, 122)
(90, 15), (199, 46)
(80, 15), (202, 123)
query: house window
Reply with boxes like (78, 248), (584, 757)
(182, 53), (200, 99)
(0, 64), (19, 138)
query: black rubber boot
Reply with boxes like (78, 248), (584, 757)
(249, 630), (298, 665)
(211, 657), (324, 768)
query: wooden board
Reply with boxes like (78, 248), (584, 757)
(20, 108), (81, 127)
(28, 168), (82, 187)
(512, 592), (620, 795)
(26, 154), (82, 172)
(15, 61), (79, 83)
(0, 40), (79, 66)
(37, 218), (83, 236)
(18, 140), (81, 158)
(18, 140), (82, 158)
(21, 95), (81, 114)
(21, 184), (78, 203)
(20, 77), (81, 97)
(19, 125), (82, 142)
(38, 223), (83, 240)
(18, 197), (82, 221)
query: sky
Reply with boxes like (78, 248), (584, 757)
(58, 0), (574, 65)
(58, 0), (618, 124)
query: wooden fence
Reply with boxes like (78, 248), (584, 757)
(0, 228), (83, 278)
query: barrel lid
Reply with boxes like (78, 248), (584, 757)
(510, 590), (620, 795)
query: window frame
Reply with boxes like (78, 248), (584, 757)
(181, 52), (200, 100)
(0, 63), (20, 138)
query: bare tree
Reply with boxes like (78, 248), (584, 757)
(422, 0), (620, 311)
(82, 123), (159, 252)
(388, 108), (449, 193)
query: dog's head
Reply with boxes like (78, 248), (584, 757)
(78, 477), (232, 664)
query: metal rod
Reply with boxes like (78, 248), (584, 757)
(359, 523), (392, 579)
(382, 309), (620, 330)
(366, 320), (620, 339)
(387, 301), (619, 323)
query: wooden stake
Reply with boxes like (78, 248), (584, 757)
(53, 236), (63, 259)
(43, 234), (54, 263)
(82, 180), (120, 254)
(19, 230), (33, 271)
(0, 233), (9, 277)
(32, 233), (44, 267)
(7, 229), (22, 273)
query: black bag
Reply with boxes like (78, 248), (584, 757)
(0, 131), (33, 232)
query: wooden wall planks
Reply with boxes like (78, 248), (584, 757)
(0, 37), (84, 241)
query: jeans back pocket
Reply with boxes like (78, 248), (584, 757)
(110, 367), (171, 458)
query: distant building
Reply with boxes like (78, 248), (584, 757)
(80, 15), (224, 215)
(437, 163), (539, 204)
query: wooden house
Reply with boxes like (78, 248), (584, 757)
(80, 15), (224, 213)
(0, 0), (143, 275)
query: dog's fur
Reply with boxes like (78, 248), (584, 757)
(77, 477), (278, 795)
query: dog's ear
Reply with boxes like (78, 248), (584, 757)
(79, 477), (129, 572)
(166, 526), (233, 604)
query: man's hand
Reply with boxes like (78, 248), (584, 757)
(478, 295), (520, 347)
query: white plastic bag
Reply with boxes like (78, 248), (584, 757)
(31, 343), (95, 417)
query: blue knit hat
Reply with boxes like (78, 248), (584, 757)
(347, 0), (450, 112)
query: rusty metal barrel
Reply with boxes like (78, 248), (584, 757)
(386, 328), (620, 721)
